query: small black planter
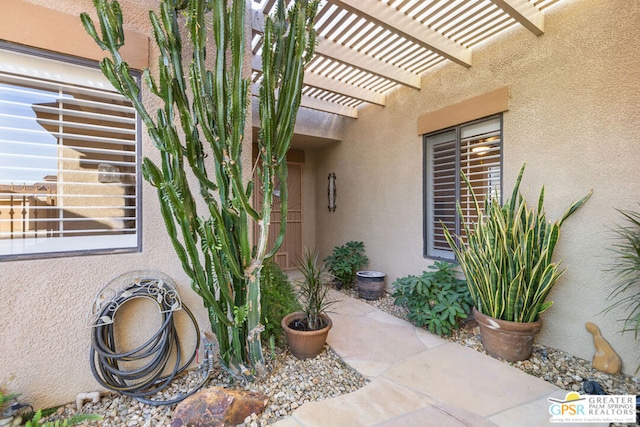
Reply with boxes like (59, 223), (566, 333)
(356, 271), (386, 300)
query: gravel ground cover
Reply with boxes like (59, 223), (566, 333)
(43, 344), (367, 427)
(42, 290), (638, 426)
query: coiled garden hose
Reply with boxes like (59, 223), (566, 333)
(89, 273), (212, 406)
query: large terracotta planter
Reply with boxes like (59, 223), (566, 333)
(281, 312), (332, 359)
(473, 307), (542, 362)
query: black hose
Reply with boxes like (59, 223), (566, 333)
(89, 278), (210, 406)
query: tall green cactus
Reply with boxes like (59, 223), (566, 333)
(81, 0), (318, 378)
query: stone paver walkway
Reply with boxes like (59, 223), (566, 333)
(273, 289), (605, 426)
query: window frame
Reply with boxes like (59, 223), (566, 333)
(423, 114), (503, 260)
(0, 42), (143, 261)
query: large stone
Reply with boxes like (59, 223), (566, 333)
(585, 322), (622, 375)
(171, 387), (268, 427)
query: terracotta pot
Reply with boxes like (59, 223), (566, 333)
(472, 307), (542, 362)
(281, 312), (332, 359)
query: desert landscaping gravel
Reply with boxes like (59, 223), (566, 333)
(43, 291), (638, 426)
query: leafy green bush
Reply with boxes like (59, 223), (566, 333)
(260, 260), (301, 347)
(323, 241), (368, 288)
(392, 261), (472, 336)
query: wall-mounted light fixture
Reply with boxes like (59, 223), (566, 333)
(327, 172), (336, 212)
(471, 136), (499, 156)
(471, 145), (491, 155)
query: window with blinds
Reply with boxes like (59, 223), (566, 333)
(0, 46), (140, 259)
(424, 115), (502, 259)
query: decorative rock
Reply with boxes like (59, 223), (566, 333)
(171, 387), (268, 427)
(585, 322), (622, 374)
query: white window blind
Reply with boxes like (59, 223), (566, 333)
(424, 115), (502, 259)
(0, 47), (140, 258)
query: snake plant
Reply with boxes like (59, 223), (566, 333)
(443, 164), (591, 323)
(81, 0), (318, 378)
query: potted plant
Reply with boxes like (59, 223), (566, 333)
(443, 164), (591, 362)
(282, 249), (335, 359)
(323, 241), (368, 289)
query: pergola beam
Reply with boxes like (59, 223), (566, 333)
(253, 10), (420, 90)
(251, 83), (358, 118)
(252, 55), (386, 106)
(489, 0), (544, 36)
(315, 38), (421, 90)
(327, 0), (472, 68)
(299, 94), (359, 118)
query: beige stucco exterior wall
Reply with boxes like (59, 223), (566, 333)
(313, 0), (640, 375)
(0, 0), (255, 409)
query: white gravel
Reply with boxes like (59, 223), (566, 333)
(41, 290), (638, 426)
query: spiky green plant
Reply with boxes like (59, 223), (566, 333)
(443, 164), (591, 323)
(81, 0), (318, 378)
(603, 207), (640, 340)
(296, 249), (334, 330)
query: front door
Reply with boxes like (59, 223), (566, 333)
(253, 162), (303, 271)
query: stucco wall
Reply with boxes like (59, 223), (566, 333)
(0, 0), (256, 409)
(314, 0), (640, 375)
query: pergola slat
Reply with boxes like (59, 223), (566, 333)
(489, 0), (545, 36)
(252, 54), (385, 106)
(253, 10), (419, 90)
(327, 0), (473, 67)
(249, 0), (556, 116)
(251, 83), (358, 118)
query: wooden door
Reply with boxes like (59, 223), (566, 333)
(254, 162), (303, 270)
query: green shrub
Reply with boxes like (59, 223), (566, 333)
(323, 241), (368, 288)
(603, 207), (640, 373)
(392, 261), (472, 336)
(604, 207), (640, 338)
(260, 260), (301, 347)
(25, 410), (102, 427)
